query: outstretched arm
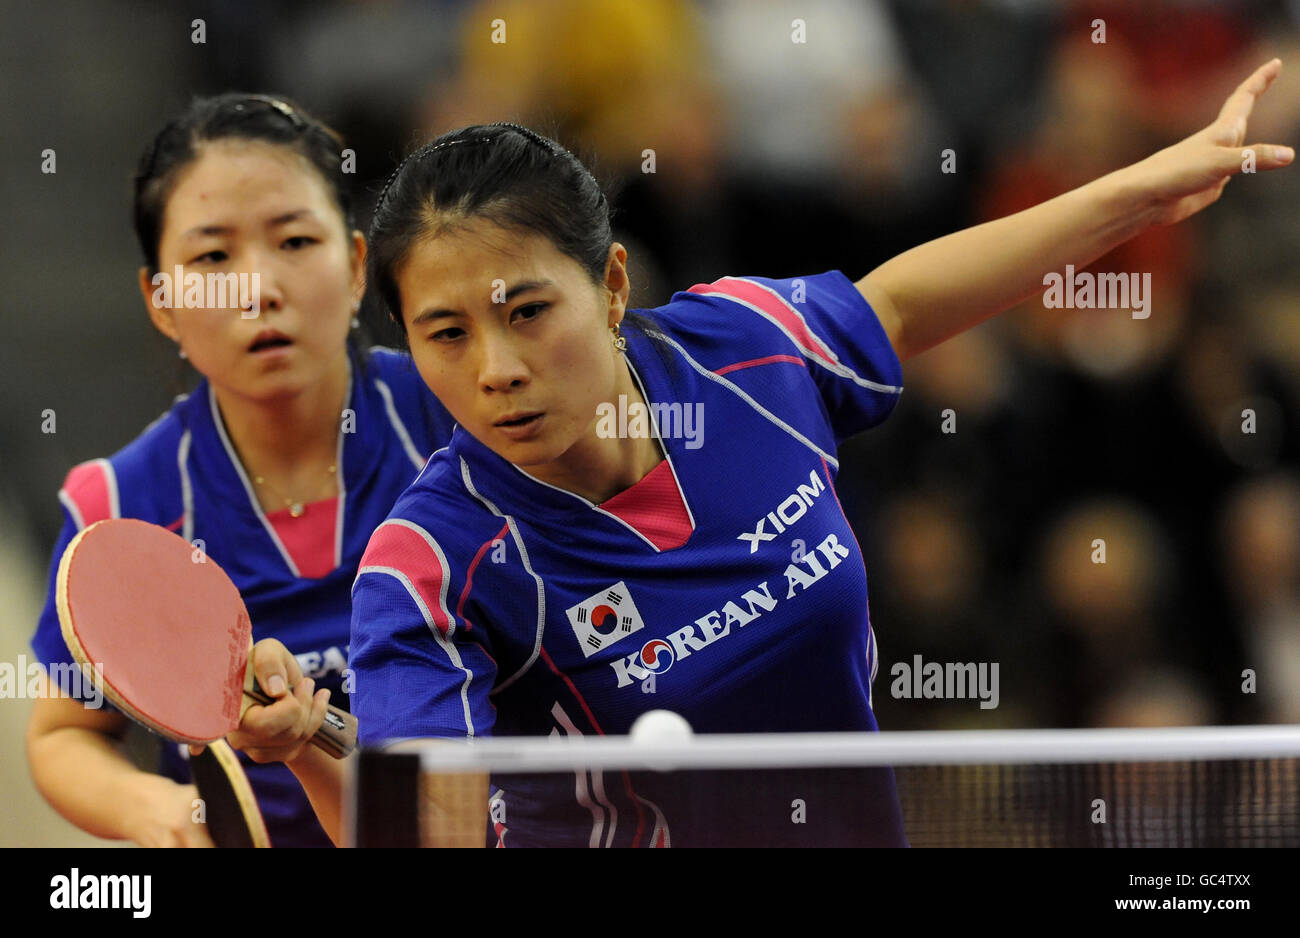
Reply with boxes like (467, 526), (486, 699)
(859, 59), (1293, 363)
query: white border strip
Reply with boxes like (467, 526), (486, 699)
(393, 726), (1300, 774)
(460, 458), (546, 694)
(653, 329), (840, 470)
(208, 384), (300, 577)
(375, 377), (427, 471)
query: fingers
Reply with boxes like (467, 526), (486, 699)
(1243, 142), (1296, 170)
(307, 686), (330, 742)
(249, 676), (315, 736)
(229, 678), (330, 762)
(1215, 58), (1282, 136)
(252, 637), (303, 698)
(1213, 142), (1296, 178)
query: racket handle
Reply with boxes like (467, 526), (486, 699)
(244, 684), (358, 759)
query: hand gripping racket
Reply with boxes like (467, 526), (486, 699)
(55, 518), (356, 757)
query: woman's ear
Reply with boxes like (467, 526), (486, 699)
(349, 230), (368, 309)
(604, 242), (630, 327)
(138, 266), (179, 341)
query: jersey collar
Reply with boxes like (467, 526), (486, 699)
(181, 348), (390, 570)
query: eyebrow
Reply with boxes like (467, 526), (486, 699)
(180, 209), (318, 240)
(412, 279), (555, 326)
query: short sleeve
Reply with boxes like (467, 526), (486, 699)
(350, 520), (498, 745)
(678, 270), (904, 444)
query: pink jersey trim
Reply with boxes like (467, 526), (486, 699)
(266, 497), (340, 579)
(457, 522), (510, 632)
(598, 460), (692, 551)
(713, 353), (806, 376)
(60, 459), (118, 529)
(689, 277), (837, 365)
(359, 522), (455, 637)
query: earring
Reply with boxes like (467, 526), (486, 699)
(610, 322), (627, 353)
(351, 300), (361, 330)
(351, 317), (361, 329)
(178, 344), (187, 360)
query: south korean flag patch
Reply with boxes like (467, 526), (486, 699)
(566, 582), (645, 658)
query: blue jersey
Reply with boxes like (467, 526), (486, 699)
(32, 346), (454, 847)
(351, 271), (907, 846)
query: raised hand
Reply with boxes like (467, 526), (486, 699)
(1130, 59), (1294, 227)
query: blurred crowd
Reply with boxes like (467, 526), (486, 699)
(7, 0), (1300, 733)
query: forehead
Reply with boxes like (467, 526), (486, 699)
(397, 220), (582, 307)
(162, 140), (335, 230)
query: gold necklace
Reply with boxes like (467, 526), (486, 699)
(253, 464), (337, 518)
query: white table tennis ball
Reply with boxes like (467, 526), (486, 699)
(630, 709), (694, 744)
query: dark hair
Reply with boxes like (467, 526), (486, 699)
(367, 122), (613, 328)
(133, 93), (354, 272)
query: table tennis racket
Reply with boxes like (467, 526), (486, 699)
(55, 517), (356, 757)
(189, 738), (272, 847)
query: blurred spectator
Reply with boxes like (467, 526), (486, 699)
(1090, 668), (1216, 727)
(1035, 499), (1184, 725)
(1218, 474), (1300, 722)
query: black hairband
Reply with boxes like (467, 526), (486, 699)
(374, 123), (604, 216)
(138, 95), (310, 185)
(234, 95), (307, 130)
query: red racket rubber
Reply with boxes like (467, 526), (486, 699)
(56, 518), (355, 757)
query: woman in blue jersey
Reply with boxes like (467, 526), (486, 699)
(233, 61), (1292, 845)
(25, 94), (454, 847)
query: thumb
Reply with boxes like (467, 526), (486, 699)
(252, 638), (294, 698)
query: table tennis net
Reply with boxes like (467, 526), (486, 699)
(346, 726), (1300, 847)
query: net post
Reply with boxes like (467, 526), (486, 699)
(348, 748), (421, 847)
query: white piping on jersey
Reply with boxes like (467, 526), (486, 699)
(57, 491), (85, 531)
(649, 329), (842, 470)
(208, 384), (301, 577)
(551, 702), (619, 848)
(332, 404), (347, 570)
(625, 356), (697, 536)
(549, 725), (605, 848)
(695, 278), (904, 394)
(867, 624), (877, 710)
(373, 377), (427, 471)
(411, 443), (451, 488)
(459, 458), (545, 695)
(355, 559), (478, 738)
(633, 794), (671, 848)
(178, 429), (195, 543)
(59, 458), (121, 531)
(102, 458), (121, 519)
(206, 361), (353, 579)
